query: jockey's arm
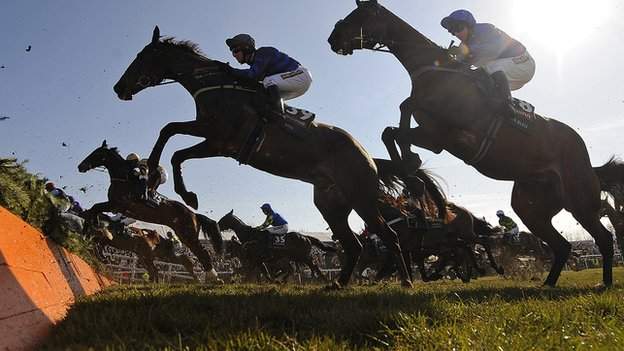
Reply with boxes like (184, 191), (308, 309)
(229, 48), (272, 81)
(255, 214), (273, 230)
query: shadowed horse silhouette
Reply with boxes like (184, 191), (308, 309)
(77, 141), (223, 282)
(112, 26), (414, 287)
(83, 213), (199, 282)
(218, 210), (336, 282)
(328, 1), (624, 287)
(226, 238), (302, 283)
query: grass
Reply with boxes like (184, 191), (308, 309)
(45, 268), (624, 350)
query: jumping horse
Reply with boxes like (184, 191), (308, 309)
(78, 141), (223, 282)
(328, 0), (624, 287)
(113, 26), (413, 288)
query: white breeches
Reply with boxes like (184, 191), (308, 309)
(267, 224), (289, 234)
(262, 66), (312, 100)
(483, 52), (536, 91)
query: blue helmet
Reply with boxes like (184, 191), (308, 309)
(441, 9), (476, 30)
(260, 203), (272, 211)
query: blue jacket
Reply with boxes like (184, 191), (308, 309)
(229, 47), (300, 81)
(463, 23), (526, 66)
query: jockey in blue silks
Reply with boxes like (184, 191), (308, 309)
(225, 34), (312, 120)
(255, 203), (289, 234)
(441, 9), (536, 114)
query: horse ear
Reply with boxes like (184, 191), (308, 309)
(152, 26), (160, 44)
(101, 140), (107, 148)
(356, 0), (378, 7)
(228, 209), (234, 215)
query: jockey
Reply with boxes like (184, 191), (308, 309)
(225, 34), (312, 121)
(255, 203), (289, 234)
(126, 153), (168, 206)
(441, 9), (535, 114)
(496, 210), (520, 241)
(44, 181), (71, 211)
(67, 195), (84, 214)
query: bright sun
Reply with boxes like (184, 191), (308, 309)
(511, 0), (612, 53)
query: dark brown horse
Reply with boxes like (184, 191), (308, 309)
(218, 210), (335, 283)
(84, 213), (199, 282)
(112, 26), (413, 287)
(328, 1), (624, 287)
(78, 141), (223, 282)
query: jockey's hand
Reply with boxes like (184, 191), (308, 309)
(216, 61), (231, 74)
(448, 45), (467, 60)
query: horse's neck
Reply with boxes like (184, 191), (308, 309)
(230, 219), (254, 241)
(380, 6), (446, 72)
(104, 154), (128, 180)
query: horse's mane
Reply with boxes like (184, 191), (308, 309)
(471, 213), (497, 236)
(160, 37), (214, 62)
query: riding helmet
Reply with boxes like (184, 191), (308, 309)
(226, 34), (255, 52)
(441, 9), (476, 30)
(126, 153), (140, 162)
(496, 210), (504, 216)
(260, 203), (272, 211)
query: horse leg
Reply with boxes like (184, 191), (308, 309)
(176, 233), (216, 283)
(170, 140), (219, 209)
(511, 181), (569, 287)
(566, 188), (613, 288)
(139, 256), (159, 283)
(147, 121), (213, 195)
(314, 185), (361, 288)
(169, 254), (199, 282)
(478, 238), (505, 275)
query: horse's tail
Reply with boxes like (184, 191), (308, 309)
(373, 158), (404, 195)
(307, 236), (337, 252)
(197, 213), (223, 254)
(412, 168), (447, 220)
(594, 156), (624, 203)
(373, 158), (447, 219)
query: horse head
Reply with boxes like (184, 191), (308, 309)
(114, 26), (225, 101)
(114, 26), (167, 100)
(328, 0), (387, 55)
(78, 140), (120, 173)
(217, 210), (243, 232)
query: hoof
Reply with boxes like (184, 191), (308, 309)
(324, 281), (342, 291)
(182, 192), (199, 210)
(496, 267), (505, 275)
(594, 283), (610, 292)
(401, 280), (413, 288)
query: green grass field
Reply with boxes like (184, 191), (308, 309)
(45, 268), (624, 350)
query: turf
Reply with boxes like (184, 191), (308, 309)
(44, 268), (624, 350)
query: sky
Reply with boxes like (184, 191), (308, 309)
(1, 1), (623, 241)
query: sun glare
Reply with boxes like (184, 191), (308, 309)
(512, 0), (612, 53)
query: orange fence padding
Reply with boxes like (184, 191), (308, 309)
(0, 207), (112, 350)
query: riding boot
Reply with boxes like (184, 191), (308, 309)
(261, 85), (285, 124)
(490, 71), (514, 117)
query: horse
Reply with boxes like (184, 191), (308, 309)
(112, 26), (415, 287)
(83, 213), (199, 282)
(218, 210), (336, 283)
(328, 0), (624, 288)
(77, 141), (223, 282)
(226, 238), (302, 284)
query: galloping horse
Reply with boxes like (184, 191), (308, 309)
(84, 213), (199, 282)
(112, 26), (413, 287)
(328, 0), (624, 287)
(218, 210), (336, 282)
(78, 141), (223, 282)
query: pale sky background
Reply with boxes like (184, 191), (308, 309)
(1, 1), (623, 241)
